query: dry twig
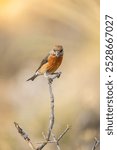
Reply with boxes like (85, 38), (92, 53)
(14, 122), (36, 150)
(14, 72), (70, 150)
(92, 137), (100, 150)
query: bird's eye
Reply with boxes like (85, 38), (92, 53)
(53, 49), (56, 52)
(60, 49), (63, 52)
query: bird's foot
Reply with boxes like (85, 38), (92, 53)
(48, 78), (53, 84)
(56, 72), (62, 78)
(51, 72), (62, 78)
(47, 72), (62, 84)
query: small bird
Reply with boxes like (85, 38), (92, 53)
(27, 45), (64, 81)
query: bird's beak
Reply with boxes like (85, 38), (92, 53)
(55, 51), (60, 57)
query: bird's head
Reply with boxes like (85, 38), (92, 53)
(51, 45), (64, 57)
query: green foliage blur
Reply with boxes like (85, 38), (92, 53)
(0, 0), (99, 150)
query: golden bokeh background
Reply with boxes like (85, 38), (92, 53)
(0, 0), (99, 150)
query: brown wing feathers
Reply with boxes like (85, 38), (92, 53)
(27, 54), (49, 81)
(35, 53), (49, 72)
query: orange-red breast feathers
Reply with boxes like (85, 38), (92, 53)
(39, 54), (63, 74)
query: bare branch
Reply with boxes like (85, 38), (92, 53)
(14, 122), (36, 150)
(52, 133), (61, 150)
(36, 141), (57, 144)
(42, 132), (46, 140)
(36, 77), (56, 150)
(92, 137), (100, 150)
(14, 72), (70, 150)
(57, 125), (70, 142)
(37, 73), (62, 150)
(46, 78), (55, 140)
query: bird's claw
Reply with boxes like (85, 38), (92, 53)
(57, 72), (62, 78)
(48, 72), (62, 83)
(48, 78), (53, 84)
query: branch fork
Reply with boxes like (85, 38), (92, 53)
(14, 72), (70, 150)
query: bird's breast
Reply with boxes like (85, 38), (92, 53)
(48, 55), (62, 65)
(39, 54), (63, 74)
(47, 55), (63, 73)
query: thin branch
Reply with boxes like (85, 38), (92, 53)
(36, 73), (70, 150)
(36, 125), (70, 145)
(42, 132), (46, 140)
(46, 78), (55, 140)
(37, 74), (58, 150)
(92, 137), (100, 150)
(57, 125), (70, 142)
(36, 141), (57, 144)
(52, 133), (61, 150)
(14, 122), (36, 150)
(14, 72), (70, 150)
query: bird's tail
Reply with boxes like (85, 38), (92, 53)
(27, 72), (39, 81)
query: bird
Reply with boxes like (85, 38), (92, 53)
(27, 45), (64, 81)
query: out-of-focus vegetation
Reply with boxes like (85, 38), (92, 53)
(0, 0), (99, 150)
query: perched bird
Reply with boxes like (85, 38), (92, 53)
(27, 45), (64, 81)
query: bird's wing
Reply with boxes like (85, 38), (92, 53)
(35, 53), (49, 72)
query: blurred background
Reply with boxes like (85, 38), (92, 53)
(0, 0), (99, 150)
